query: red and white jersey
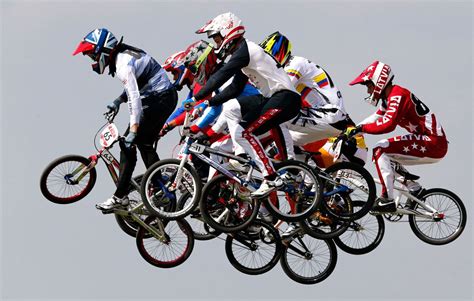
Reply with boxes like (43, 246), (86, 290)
(361, 85), (445, 137)
(285, 56), (345, 111)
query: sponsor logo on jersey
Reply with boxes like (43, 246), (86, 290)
(376, 95), (401, 126)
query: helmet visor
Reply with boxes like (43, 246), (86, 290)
(72, 41), (95, 56)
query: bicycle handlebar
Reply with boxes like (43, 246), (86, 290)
(103, 110), (117, 123)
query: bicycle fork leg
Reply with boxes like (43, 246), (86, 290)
(171, 156), (189, 191)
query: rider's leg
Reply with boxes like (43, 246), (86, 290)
(372, 133), (448, 210)
(286, 105), (346, 147)
(223, 96), (274, 176)
(223, 91), (300, 196)
(117, 89), (178, 198)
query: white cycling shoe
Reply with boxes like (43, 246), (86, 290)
(251, 177), (284, 198)
(96, 195), (129, 210)
(225, 159), (250, 173)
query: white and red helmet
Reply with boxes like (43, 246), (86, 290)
(163, 50), (194, 90)
(350, 60), (395, 106)
(196, 12), (245, 59)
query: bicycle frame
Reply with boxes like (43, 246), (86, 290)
(113, 204), (168, 240)
(68, 118), (141, 193)
(171, 112), (264, 193)
(372, 178), (441, 219)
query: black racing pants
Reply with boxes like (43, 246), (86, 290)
(114, 88), (178, 198)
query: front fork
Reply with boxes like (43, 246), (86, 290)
(171, 140), (192, 191)
(68, 155), (98, 184)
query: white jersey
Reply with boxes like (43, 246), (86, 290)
(115, 50), (172, 125)
(285, 56), (345, 111)
(241, 40), (296, 97)
(195, 39), (297, 106)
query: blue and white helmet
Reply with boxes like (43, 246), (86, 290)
(73, 28), (119, 74)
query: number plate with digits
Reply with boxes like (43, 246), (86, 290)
(189, 143), (206, 154)
(100, 123), (119, 147)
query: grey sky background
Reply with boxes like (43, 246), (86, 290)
(1, 0), (472, 300)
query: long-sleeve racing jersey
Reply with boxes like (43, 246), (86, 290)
(285, 56), (345, 111)
(115, 49), (173, 125)
(193, 39), (296, 106)
(360, 85), (445, 137)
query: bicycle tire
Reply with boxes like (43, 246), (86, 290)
(141, 158), (202, 220)
(263, 160), (322, 222)
(136, 216), (194, 268)
(322, 161), (376, 221)
(200, 174), (260, 233)
(178, 191), (221, 240)
(298, 193), (351, 240)
(40, 155), (97, 204)
(225, 219), (283, 275)
(408, 188), (466, 245)
(280, 235), (338, 285)
(333, 201), (385, 255)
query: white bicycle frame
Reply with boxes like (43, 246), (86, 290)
(372, 177), (442, 219)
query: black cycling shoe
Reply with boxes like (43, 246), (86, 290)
(372, 197), (396, 212)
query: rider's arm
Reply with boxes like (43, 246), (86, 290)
(115, 90), (128, 103)
(193, 41), (250, 101)
(117, 65), (141, 129)
(357, 103), (386, 126)
(286, 68), (303, 86)
(192, 104), (223, 132)
(208, 71), (248, 106)
(360, 95), (404, 134)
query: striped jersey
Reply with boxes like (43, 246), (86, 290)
(361, 85), (444, 136)
(115, 50), (172, 125)
(285, 56), (345, 111)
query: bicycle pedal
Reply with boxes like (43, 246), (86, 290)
(97, 207), (115, 214)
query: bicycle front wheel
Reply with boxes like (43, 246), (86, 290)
(280, 234), (338, 285)
(141, 159), (202, 220)
(40, 155), (97, 204)
(408, 188), (466, 245)
(225, 220), (283, 275)
(136, 216), (194, 268)
(263, 160), (322, 222)
(200, 174), (260, 233)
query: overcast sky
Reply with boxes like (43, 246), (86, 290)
(1, 1), (472, 300)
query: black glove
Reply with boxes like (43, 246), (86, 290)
(191, 131), (210, 146)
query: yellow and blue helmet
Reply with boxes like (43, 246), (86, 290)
(259, 31), (292, 66)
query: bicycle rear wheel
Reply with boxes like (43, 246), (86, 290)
(141, 159), (202, 220)
(280, 234), (338, 284)
(136, 216), (194, 268)
(225, 220), (283, 275)
(408, 188), (466, 245)
(263, 160), (322, 222)
(40, 155), (97, 204)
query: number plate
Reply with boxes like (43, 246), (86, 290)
(101, 149), (115, 164)
(100, 123), (119, 147)
(332, 140), (343, 162)
(189, 143), (206, 154)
